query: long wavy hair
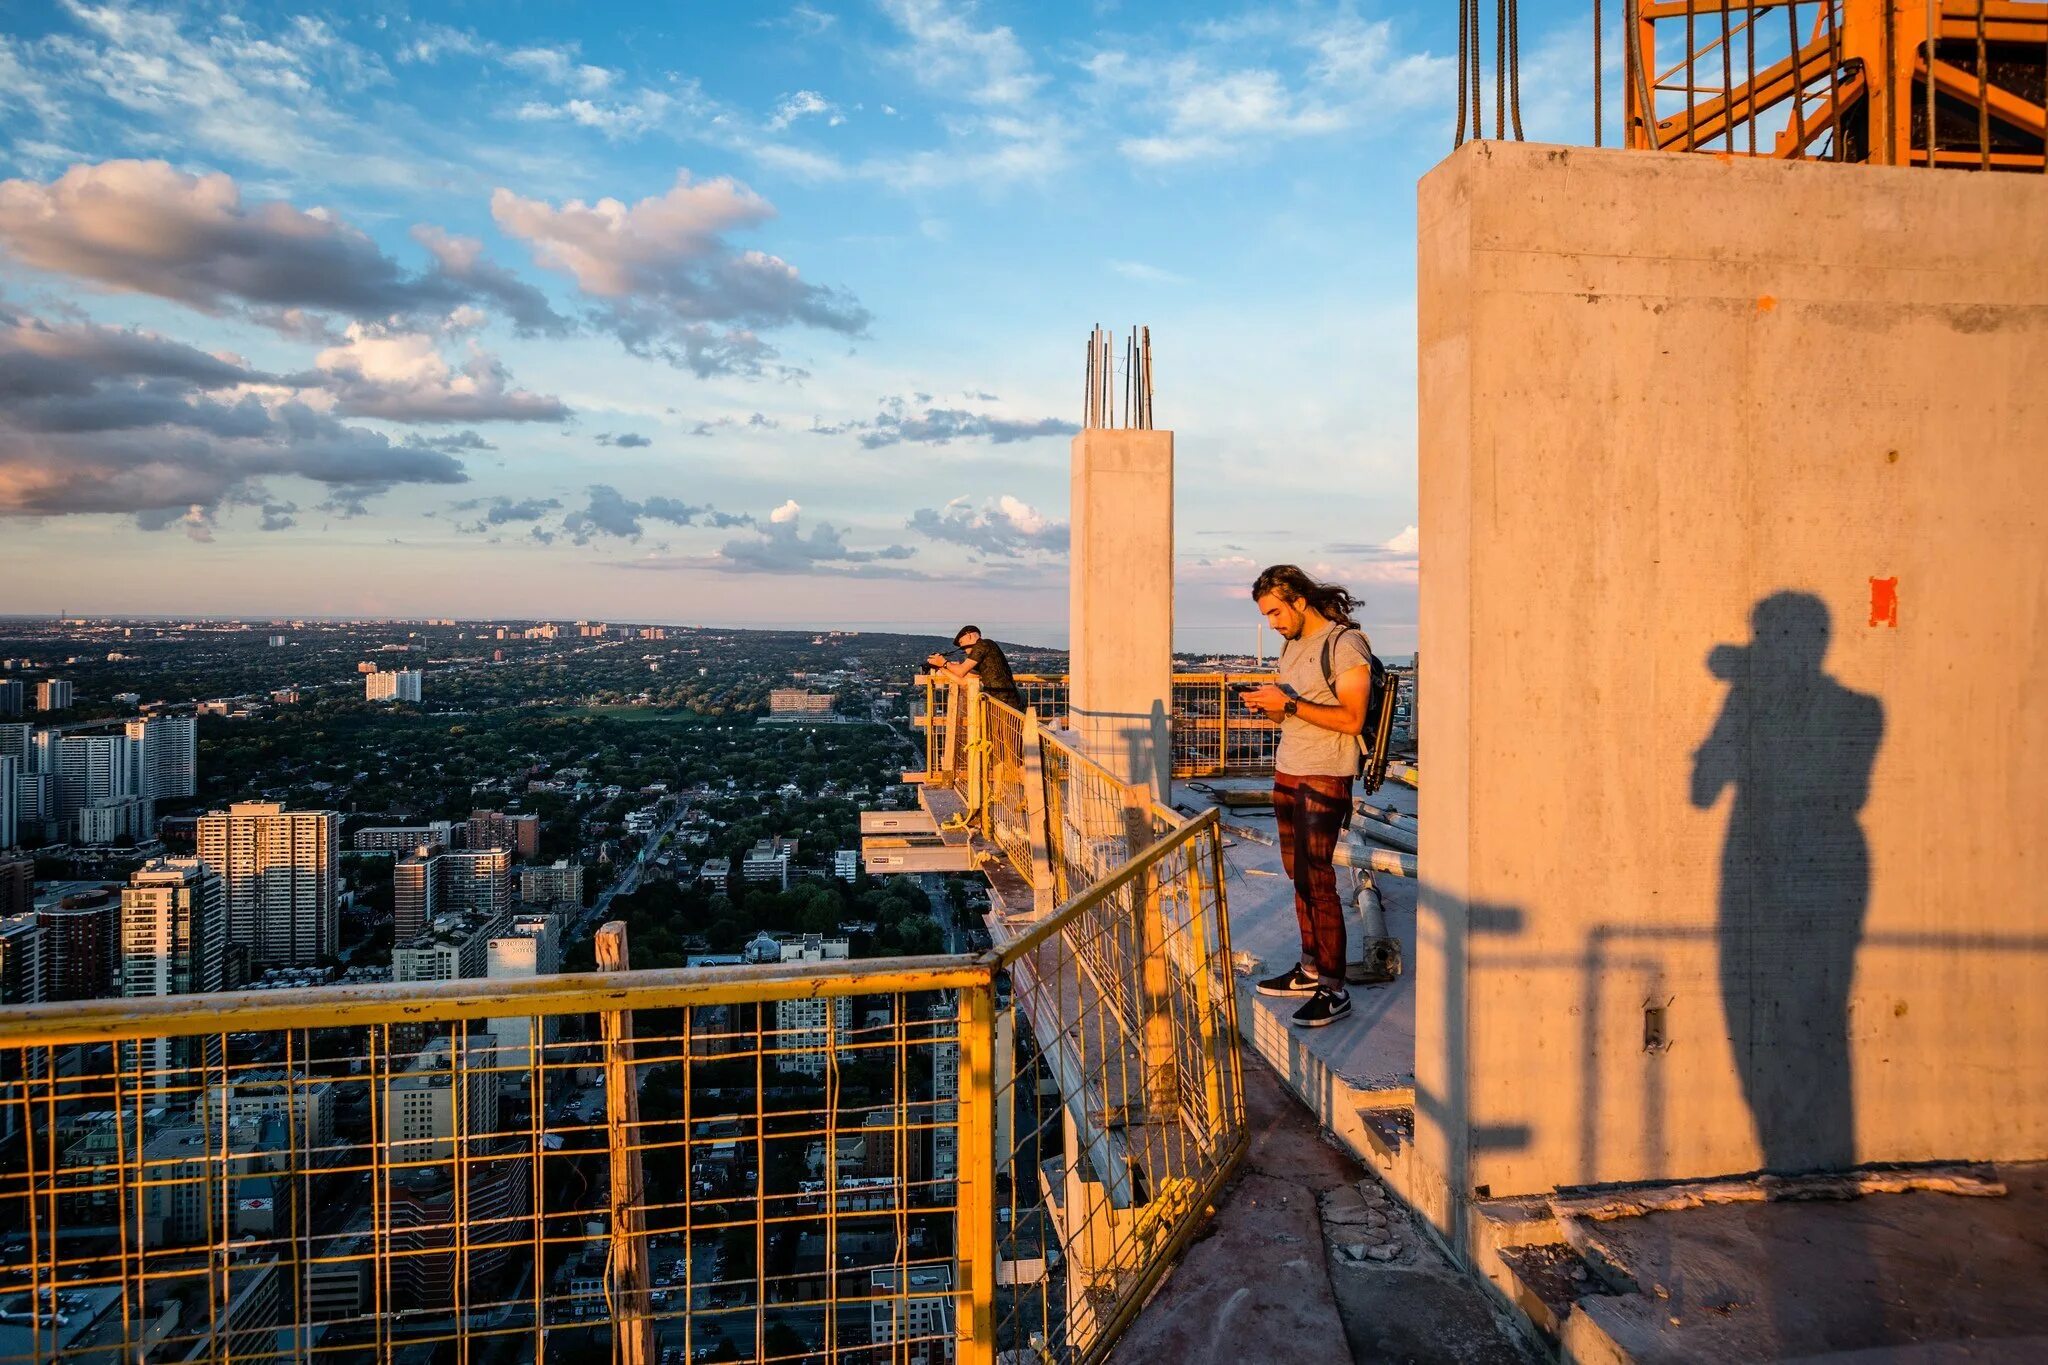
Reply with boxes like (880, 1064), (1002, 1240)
(1251, 564), (1360, 627)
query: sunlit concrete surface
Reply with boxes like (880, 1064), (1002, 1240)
(1417, 142), (2048, 1251)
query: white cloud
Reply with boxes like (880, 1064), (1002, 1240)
(491, 171), (868, 376)
(769, 498), (802, 524)
(504, 44), (616, 94)
(313, 324), (568, 423)
(907, 494), (1067, 557)
(878, 0), (1044, 107)
(1089, 12), (1449, 166)
(765, 90), (843, 131)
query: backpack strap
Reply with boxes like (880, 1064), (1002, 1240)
(1319, 626), (1365, 699)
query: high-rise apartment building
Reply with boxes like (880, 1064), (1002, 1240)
(0, 755), (15, 850)
(929, 998), (960, 1193)
(0, 914), (42, 1005)
(0, 680), (21, 718)
(446, 847), (511, 919)
(0, 722), (30, 770)
(394, 846), (510, 944)
(76, 797), (144, 846)
(54, 734), (136, 841)
(466, 810), (539, 859)
(486, 913), (561, 1072)
(393, 846), (441, 943)
(195, 803), (340, 969)
(771, 934), (851, 1077)
(9, 766), (52, 847)
(121, 859), (226, 1000)
(386, 1033), (501, 1164)
(34, 679), (73, 712)
(365, 669), (422, 703)
(38, 892), (119, 1001)
(125, 716), (197, 807)
(0, 855), (32, 919)
(121, 859), (227, 1083)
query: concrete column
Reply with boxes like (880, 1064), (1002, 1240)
(1068, 429), (1175, 799)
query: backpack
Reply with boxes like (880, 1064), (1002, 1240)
(1319, 626), (1399, 794)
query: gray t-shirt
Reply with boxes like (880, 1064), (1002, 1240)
(1275, 621), (1372, 777)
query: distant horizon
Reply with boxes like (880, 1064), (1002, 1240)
(0, 610), (1415, 663)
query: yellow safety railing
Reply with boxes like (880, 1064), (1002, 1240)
(0, 830), (1243, 1365)
(916, 672), (1281, 781)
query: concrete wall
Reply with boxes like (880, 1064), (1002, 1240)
(1069, 429), (1175, 798)
(1416, 142), (2048, 1225)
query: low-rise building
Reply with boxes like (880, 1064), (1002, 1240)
(743, 836), (797, 888)
(518, 860), (584, 906)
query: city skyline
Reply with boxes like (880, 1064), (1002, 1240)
(0, 1), (1603, 655)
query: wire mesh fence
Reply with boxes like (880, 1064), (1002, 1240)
(0, 955), (985, 1364)
(987, 809), (1243, 1365)
(0, 825), (1245, 1363)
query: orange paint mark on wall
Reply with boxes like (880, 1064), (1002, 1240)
(1870, 577), (1899, 628)
(1756, 295), (1777, 313)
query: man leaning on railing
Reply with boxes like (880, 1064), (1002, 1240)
(1238, 565), (1373, 1029)
(926, 624), (1025, 711)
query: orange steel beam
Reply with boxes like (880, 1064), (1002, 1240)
(1926, 55), (2048, 134)
(1773, 69), (1872, 153)
(1632, 0), (2048, 166)
(1646, 33), (1833, 148)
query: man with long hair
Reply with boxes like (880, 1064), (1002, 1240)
(1240, 566), (1372, 1027)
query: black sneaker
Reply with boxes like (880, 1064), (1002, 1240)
(1255, 966), (1319, 998)
(1291, 989), (1353, 1028)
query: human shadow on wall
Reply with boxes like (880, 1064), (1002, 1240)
(1690, 591), (1886, 1345)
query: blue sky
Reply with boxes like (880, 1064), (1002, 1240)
(0, 1), (1604, 653)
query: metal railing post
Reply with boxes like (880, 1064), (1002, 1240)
(1120, 782), (1180, 1115)
(595, 921), (653, 1365)
(954, 974), (999, 1365)
(963, 676), (985, 817)
(1021, 710), (1056, 916)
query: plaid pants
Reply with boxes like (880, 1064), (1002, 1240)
(1273, 770), (1354, 987)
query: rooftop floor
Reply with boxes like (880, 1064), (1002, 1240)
(1181, 773), (1420, 1116)
(1557, 1162), (2048, 1363)
(1111, 1055), (1533, 1365)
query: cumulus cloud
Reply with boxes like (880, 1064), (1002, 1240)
(813, 394), (1076, 448)
(596, 432), (652, 448)
(0, 307), (469, 527)
(715, 504), (920, 576)
(0, 160), (561, 336)
(409, 225), (569, 335)
(446, 494), (562, 533)
(311, 324), (568, 423)
(555, 484), (752, 544)
(491, 171), (869, 377)
(908, 494), (1067, 557)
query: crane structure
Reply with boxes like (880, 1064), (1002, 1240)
(1625, 0), (2047, 169)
